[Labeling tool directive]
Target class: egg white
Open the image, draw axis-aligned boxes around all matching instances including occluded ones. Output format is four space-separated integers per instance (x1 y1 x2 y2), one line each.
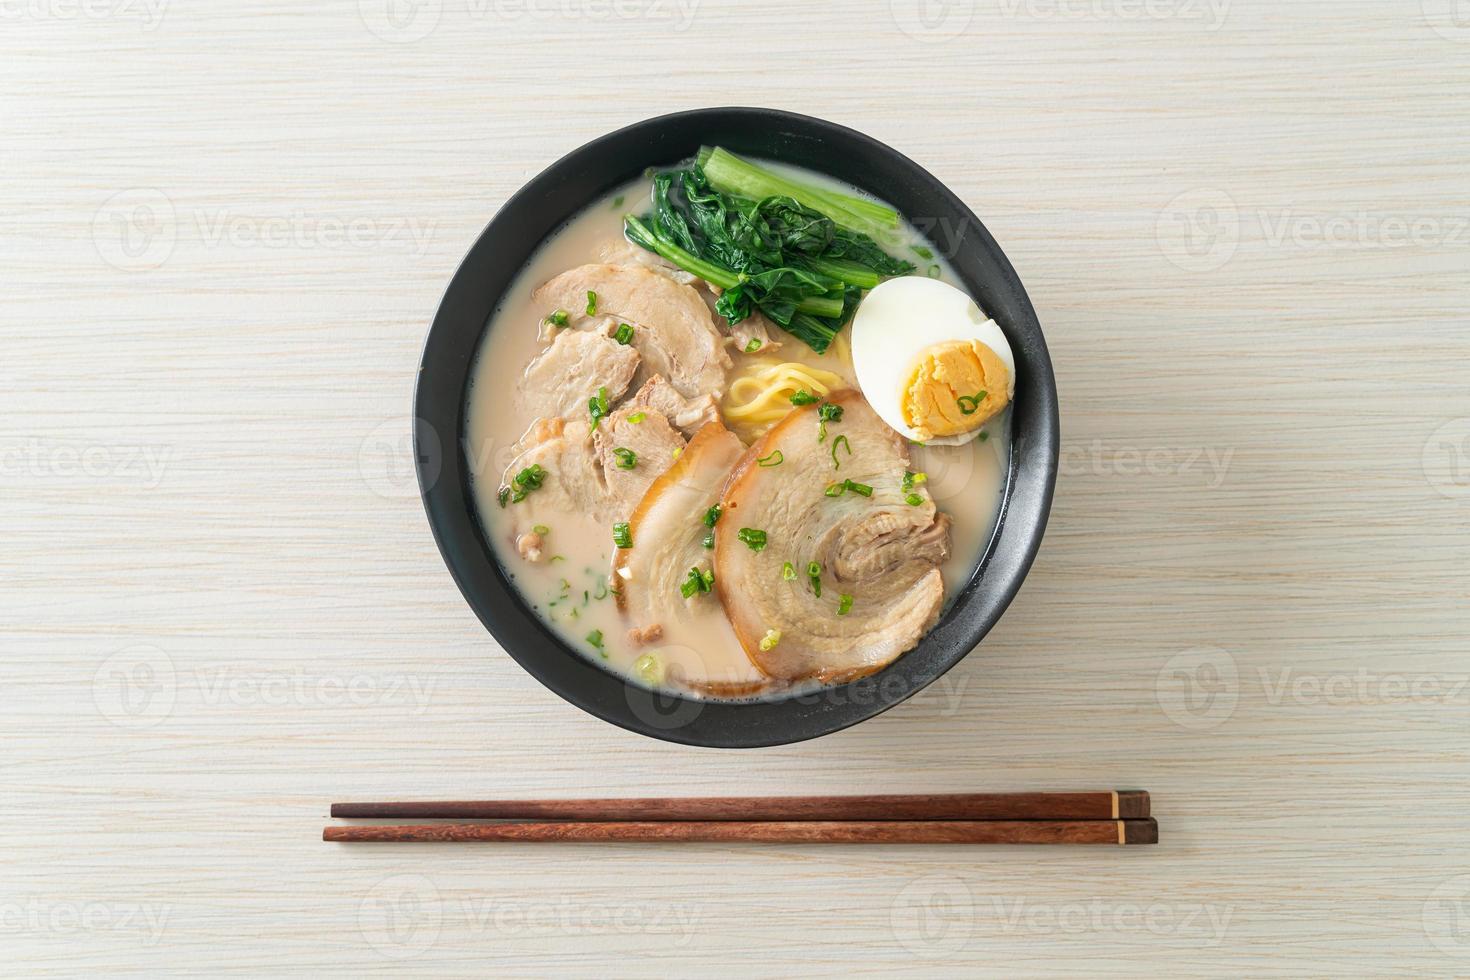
849 276 1016 446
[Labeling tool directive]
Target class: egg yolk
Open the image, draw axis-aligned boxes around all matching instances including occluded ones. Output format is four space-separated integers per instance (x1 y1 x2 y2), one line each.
901 339 1011 441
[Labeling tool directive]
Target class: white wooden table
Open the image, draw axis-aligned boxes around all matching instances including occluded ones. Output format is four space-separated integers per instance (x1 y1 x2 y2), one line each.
6 2 1469 975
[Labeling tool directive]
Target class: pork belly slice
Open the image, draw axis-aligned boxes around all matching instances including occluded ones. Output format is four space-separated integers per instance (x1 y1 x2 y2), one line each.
613 421 768 698
714 390 951 684
532 263 731 400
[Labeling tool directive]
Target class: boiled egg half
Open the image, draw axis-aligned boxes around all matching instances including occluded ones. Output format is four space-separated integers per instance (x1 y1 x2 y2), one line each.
850 276 1016 446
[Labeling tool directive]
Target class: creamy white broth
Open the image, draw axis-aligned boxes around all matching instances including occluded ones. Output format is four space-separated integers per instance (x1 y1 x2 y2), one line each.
464 166 1009 700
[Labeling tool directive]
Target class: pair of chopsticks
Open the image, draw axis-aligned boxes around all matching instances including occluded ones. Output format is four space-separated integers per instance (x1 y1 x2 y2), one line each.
324 791 1156 845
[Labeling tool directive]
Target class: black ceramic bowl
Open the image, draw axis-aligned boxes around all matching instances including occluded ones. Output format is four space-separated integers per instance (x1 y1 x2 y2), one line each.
415 107 1058 748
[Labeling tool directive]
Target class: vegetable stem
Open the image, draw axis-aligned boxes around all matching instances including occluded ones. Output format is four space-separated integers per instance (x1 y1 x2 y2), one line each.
697 145 899 231
623 215 739 290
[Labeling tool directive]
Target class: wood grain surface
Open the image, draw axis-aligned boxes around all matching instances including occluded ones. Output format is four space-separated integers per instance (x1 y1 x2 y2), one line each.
5 1 1469 975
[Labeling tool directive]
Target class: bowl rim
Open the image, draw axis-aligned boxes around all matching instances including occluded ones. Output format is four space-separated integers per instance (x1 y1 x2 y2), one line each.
414 106 1059 748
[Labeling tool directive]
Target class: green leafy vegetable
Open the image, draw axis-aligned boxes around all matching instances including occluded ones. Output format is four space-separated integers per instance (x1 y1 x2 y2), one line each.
789 390 819 406
623 151 915 353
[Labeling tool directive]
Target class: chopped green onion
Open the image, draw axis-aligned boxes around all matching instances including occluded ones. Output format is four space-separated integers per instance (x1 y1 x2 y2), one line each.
956 391 988 416
679 565 715 599
911 244 934 260
744 338 762 353
497 487 510 507
612 521 632 549
544 309 569 328
736 528 768 552
902 471 928 492
905 493 924 506
825 478 873 498
672 447 682 459
612 447 638 470
614 323 634 345
979 430 990 442
703 504 722 527
702 532 714 549
837 594 854 616
627 411 646 424
817 402 844 442
585 291 597 316
830 434 851 469
505 463 546 503
585 629 604 650
758 629 782 652
593 577 609 600
781 561 796 581
789 389 819 406
757 450 784 467
927 264 940 278
588 386 610 430
611 194 625 208
633 652 661 684
532 524 550 535
806 561 823 598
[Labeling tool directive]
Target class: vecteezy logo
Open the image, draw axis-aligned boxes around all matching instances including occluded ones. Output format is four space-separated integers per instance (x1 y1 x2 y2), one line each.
889 0 975 41
623 644 706 732
1424 874 1470 957
1422 0 1470 43
359 874 441 959
1156 188 1239 272
359 417 441 499
358 0 441 42
1156 646 1238 730
93 188 177 271
93 646 177 728
890 875 974 958
1423 418 1470 500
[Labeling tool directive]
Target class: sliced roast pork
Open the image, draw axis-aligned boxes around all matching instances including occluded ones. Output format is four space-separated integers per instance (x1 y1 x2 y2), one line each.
531 264 731 399
519 324 639 420
714 390 951 684
592 405 686 521
613 421 768 697
625 375 720 439
496 416 612 548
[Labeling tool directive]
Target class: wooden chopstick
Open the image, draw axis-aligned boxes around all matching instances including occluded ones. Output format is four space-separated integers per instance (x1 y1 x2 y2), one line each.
330 791 1148 823
324 818 1157 845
